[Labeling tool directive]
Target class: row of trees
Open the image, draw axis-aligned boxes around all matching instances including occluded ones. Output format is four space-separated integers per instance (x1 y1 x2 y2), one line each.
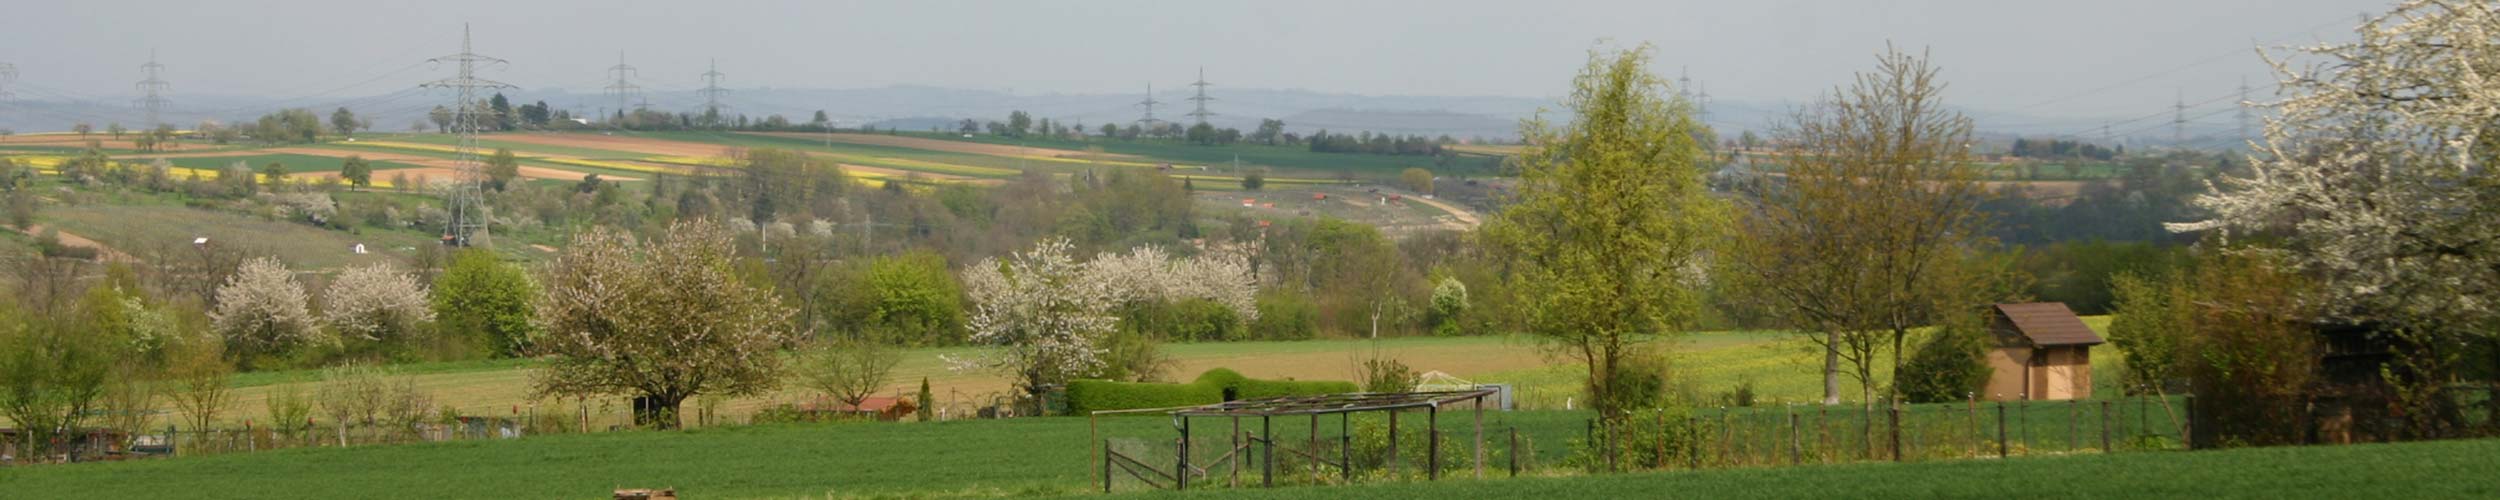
2008 137 2120 160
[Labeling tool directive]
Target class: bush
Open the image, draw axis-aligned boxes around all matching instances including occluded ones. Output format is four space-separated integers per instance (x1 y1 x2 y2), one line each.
1064 378 1222 415
1567 407 1703 472
1897 318 1992 404
1250 290 1318 340
1063 368 1356 415
1358 355 1419 393
1595 350 1675 414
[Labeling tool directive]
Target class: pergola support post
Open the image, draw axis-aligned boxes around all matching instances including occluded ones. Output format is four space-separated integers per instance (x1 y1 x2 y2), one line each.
1428 404 1441 481
1262 416 1274 488
1178 416 1191 490
1473 395 1485 479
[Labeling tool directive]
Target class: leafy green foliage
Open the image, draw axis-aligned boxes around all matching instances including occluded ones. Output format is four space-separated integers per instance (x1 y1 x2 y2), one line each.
1063 368 1355 414
1483 44 1720 420
1896 316 1991 404
1249 290 1319 340
431 249 538 357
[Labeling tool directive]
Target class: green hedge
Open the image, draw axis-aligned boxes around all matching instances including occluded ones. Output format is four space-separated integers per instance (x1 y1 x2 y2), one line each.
1065 368 1356 415
1065 379 1222 415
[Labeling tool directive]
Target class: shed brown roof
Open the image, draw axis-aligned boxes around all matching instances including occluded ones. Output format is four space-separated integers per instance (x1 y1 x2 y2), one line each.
1994 302 2105 347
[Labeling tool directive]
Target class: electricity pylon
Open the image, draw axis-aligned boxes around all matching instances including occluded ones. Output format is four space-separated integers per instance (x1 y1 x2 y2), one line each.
420 25 511 247
136 51 171 129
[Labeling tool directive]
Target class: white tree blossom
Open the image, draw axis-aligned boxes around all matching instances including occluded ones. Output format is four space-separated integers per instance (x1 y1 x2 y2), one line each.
954 238 1120 399
532 221 795 429
321 263 435 342
2172 1 2500 331
210 257 320 364
1080 245 1259 320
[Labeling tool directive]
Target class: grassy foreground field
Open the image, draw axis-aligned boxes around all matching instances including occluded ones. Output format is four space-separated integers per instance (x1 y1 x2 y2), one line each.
2 412 2489 499
1120 438 2500 500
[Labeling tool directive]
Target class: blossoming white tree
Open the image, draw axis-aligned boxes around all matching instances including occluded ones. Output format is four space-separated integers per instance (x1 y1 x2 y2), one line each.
2170 2 2500 429
210 257 318 368
955 238 1260 408
532 221 795 429
956 238 1120 406
321 263 435 343
2172 2 2500 337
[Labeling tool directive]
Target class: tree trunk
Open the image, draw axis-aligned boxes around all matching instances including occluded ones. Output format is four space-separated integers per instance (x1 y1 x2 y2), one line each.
1890 327 1906 403
633 395 685 430
1370 303 1381 339
1823 331 1841 405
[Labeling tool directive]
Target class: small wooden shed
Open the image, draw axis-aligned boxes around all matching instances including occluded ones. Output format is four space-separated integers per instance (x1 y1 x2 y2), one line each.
1981 302 2105 401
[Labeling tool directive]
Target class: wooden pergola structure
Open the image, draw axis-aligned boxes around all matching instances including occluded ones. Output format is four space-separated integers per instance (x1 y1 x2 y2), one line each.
1099 388 1501 492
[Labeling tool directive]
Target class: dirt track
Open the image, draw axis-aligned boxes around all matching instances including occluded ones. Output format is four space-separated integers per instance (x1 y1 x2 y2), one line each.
15 224 135 262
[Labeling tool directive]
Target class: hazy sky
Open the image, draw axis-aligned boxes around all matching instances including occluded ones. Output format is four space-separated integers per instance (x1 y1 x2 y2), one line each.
1 0 2370 120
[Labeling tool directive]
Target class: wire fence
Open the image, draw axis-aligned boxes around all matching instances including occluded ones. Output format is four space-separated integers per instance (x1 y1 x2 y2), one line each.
1102 394 2195 492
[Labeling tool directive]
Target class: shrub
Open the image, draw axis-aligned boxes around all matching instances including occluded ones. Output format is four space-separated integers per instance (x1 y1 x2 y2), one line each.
1567 406 1703 472
1897 314 1992 404
1064 378 1222 415
432 249 537 357
1235 378 1359 399
1250 290 1318 340
1358 355 1420 393
1063 368 1355 415
1594 350 1675 415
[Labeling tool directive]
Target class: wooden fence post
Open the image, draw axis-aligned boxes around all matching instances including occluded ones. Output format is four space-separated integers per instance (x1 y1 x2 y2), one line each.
1102 440 1113 493
1789 411 1802 465
2100 400 2113 452
1655 410 1667 468
1965 393 1980 458
1995 402 2008 458
1508 427 1519 477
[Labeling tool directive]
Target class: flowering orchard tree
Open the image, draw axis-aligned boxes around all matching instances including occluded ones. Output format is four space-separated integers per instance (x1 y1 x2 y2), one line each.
954 238 1120 404
1082 244 1259 321
953 239 1260 405
321 263 434 343
2171 2 2500 334
209 257 318 368
532 221 794 429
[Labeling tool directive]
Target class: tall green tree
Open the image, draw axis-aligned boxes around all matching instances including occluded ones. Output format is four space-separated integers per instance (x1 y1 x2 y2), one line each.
1726 47 2002 404
1481 44 1722 424
340 155 373 191
433 249 539 357
485 148 519 191
330 107 360 138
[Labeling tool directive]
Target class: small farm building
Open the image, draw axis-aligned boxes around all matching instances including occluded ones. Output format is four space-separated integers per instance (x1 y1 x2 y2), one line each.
1981 302 2105 401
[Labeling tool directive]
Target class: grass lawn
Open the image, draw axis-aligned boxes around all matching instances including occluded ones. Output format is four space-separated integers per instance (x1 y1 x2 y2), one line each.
2 412 2487 499
1119 438 2500 500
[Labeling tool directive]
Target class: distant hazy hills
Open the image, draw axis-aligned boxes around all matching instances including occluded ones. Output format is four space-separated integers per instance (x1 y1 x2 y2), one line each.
0 84 2240 147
